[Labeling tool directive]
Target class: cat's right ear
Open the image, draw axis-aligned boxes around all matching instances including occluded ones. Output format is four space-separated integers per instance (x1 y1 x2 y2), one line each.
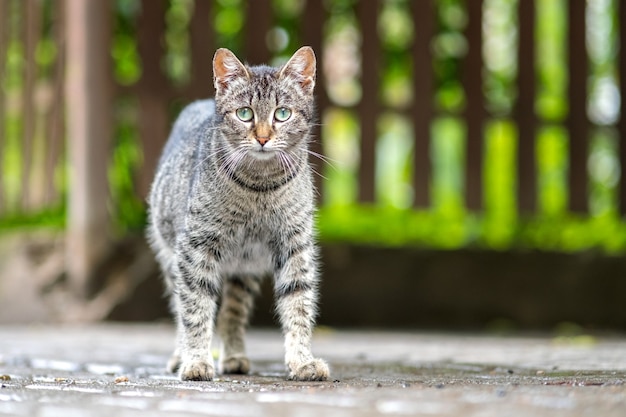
213 48 249 94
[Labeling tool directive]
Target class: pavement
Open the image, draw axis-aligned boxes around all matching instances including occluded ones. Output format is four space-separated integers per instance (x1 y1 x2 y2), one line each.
1 324 625 416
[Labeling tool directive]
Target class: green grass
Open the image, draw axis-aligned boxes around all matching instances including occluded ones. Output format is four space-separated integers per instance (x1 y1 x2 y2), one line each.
317 205 626 253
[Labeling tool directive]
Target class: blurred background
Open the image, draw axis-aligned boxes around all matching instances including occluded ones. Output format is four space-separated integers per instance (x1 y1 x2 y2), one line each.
1 0 625 331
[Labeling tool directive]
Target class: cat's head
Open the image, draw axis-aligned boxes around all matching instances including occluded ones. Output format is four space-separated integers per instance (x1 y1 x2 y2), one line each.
212 47 316 161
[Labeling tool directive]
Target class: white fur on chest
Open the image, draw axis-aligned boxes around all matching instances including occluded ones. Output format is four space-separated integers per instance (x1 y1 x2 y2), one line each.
220 239 274 277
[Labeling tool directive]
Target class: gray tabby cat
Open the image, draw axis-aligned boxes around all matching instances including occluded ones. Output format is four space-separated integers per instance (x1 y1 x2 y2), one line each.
147 46 329 382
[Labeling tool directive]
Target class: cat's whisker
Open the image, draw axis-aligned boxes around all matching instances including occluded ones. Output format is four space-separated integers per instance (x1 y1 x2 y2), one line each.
278 151 297 180
227 150 248 175
305 149 336 169
275 150 286 170
210 146 233 170
194 143 232 171
283 149 328 181
309 165 329 181
276 152 288 178
219 146 246 176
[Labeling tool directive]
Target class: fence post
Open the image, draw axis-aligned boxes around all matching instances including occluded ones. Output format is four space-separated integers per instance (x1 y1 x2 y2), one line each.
136 0 169 199
302 0 328 200
65 0 113 297
245 0 272 63
356 0 380 203
567 0 589 213
411 0 435 208
462 0 486 211
44 0 66 207
0 0 9 212
20 0 40 211
619 0 626 216
187 0 214 100
516 0 537 214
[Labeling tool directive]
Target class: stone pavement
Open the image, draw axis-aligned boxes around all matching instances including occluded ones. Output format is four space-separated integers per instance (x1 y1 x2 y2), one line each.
1 324 625 416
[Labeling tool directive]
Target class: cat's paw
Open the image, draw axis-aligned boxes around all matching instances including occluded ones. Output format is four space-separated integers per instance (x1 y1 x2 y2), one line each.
167 352 182 374
179 360 215 381
221 356 251 375
287 358 330 381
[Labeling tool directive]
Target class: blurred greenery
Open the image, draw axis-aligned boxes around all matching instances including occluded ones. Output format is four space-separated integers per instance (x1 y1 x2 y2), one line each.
110 97 146 232
2 0 626 253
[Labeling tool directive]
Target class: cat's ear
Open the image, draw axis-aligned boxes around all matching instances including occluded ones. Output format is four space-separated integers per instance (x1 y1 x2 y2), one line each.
213 48 249 93
279 46 316 94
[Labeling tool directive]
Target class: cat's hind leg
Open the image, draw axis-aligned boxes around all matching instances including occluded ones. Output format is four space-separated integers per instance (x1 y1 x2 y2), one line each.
166 296 183 374
151 238 183 374
217 275 261 374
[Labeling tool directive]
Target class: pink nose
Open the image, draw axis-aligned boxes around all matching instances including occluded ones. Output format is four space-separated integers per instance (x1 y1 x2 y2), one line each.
257 136 270 146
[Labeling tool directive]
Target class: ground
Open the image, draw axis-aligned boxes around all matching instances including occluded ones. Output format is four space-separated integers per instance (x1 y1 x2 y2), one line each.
1 324 625 416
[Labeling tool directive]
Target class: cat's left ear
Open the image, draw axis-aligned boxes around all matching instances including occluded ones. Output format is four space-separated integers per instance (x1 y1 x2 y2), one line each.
213 48 250 94
279 46 316 94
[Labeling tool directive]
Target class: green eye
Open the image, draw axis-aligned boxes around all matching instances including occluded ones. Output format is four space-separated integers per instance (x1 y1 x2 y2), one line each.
274 107 292 122
236 107 254 122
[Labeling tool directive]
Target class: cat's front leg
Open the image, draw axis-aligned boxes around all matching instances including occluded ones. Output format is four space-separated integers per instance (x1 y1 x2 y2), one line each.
174 239 222 381
273 241 329 381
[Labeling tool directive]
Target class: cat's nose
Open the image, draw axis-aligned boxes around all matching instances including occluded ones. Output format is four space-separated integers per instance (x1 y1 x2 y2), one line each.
256 136 270 146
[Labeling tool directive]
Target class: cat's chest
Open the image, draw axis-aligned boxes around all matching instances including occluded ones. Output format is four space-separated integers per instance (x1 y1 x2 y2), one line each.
221 231 274 276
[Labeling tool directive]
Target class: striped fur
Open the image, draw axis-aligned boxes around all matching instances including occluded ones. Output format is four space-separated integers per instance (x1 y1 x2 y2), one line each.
147 47 329 381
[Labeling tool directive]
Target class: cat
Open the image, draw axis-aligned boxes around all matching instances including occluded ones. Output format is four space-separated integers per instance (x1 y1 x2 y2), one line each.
146 46 329 382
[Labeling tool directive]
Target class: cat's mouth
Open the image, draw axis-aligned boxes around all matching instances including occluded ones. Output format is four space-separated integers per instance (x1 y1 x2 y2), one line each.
250 145 277 160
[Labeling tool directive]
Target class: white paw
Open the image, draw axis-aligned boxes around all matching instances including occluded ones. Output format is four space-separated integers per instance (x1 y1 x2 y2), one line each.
179 359 215 381
288 358 330 381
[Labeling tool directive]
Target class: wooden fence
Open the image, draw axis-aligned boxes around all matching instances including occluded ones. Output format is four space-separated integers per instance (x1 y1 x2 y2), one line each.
0 0 65 214
1 0 626 288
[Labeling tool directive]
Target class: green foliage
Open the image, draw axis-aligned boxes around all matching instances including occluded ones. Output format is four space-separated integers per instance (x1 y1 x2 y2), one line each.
482 119 516 248
1 115 22 213
112 33 141 85
109 98 146 233
433 0 466 114
112 0 141 85
214 0 245 53
536 0 567 122
0 207 65 231
165 0 193 85
537 126 567 215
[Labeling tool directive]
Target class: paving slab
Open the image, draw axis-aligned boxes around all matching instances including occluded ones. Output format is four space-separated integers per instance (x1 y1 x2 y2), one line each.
1 324 625 416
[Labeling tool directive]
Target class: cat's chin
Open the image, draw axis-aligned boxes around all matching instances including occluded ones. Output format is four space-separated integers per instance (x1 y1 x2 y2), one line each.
248 149 278 161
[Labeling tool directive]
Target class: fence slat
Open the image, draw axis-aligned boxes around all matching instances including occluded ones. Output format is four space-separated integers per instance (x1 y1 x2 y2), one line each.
0 0 9 212
245 0 272 64
65 0 113 296
186 0 213 100
619 1 626 216
136 0 169 199
20 0 40 211
356 0 380 203
411 0 434 208
462 0 485 211
43 0 65 206
516 0 537 214
301 0 327 199
567 0 588 213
